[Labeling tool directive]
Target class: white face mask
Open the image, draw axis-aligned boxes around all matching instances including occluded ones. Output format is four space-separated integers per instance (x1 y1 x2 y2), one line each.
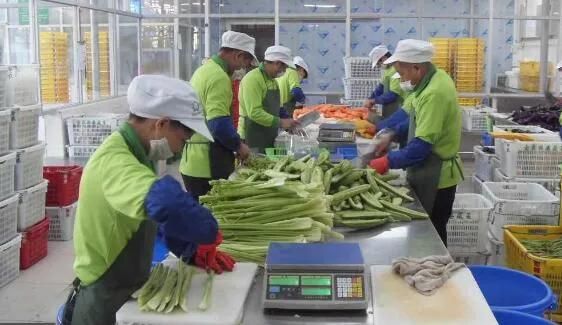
400 80 415 92
148 137 174 161
276 71 285 78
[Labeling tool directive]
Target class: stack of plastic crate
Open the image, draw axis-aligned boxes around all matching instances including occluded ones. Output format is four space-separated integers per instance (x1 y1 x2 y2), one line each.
430 38 454 75
44 166 82 241
455 38 485 106
85 31 111 99
66 114 126 160
447 193 493 265
342 57 380 104
0 103 19 287
518 61 553 92
40 32 69 104
9 104 49 270
0 66 8 107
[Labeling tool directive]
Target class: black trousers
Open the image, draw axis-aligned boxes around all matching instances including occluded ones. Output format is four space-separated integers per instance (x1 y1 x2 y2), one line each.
430 185 457 246
182 174 211 200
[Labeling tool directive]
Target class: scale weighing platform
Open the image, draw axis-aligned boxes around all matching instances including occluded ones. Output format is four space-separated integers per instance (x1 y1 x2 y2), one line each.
262 242 368 310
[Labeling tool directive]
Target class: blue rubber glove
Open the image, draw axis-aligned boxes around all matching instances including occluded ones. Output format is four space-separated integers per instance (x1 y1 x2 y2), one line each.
145 175 218 247
394 117 410 141
207 116 241 152
373 91 399 105
377 108 409 130
164 237 198 262
279 107 290 119
291 87 306 103
387 137 432 169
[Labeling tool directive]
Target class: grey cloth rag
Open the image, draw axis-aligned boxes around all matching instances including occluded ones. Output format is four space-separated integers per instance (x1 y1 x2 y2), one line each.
391 255 465 296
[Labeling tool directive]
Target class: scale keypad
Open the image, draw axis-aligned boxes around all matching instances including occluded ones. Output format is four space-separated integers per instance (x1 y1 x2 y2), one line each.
335 276 364 300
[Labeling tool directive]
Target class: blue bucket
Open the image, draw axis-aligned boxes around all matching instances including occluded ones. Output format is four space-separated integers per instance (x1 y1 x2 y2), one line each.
470 266 556 318
493 308 555 325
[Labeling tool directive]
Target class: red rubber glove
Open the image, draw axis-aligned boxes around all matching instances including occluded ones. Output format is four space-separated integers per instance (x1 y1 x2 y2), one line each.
215 250 236 272
369 155 389 174
194 231 223 273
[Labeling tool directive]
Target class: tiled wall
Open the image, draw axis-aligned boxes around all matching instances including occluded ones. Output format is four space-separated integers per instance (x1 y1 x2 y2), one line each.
209 0 516 93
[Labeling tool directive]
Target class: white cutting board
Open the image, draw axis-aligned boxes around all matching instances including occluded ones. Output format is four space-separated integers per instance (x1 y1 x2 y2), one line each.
116 262 258 325
371 265 498 325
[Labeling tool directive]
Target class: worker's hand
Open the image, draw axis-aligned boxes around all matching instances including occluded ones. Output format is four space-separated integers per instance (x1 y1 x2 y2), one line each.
363 99 375 109
215 250 236 272
373 128 395 157
369 155 389 174
295 103 304 109
280 118 299 130
193 231 223 273
237 142 251 161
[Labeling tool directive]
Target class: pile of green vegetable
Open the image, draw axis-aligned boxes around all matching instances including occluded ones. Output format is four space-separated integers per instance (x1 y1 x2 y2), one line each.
203 151 428 265
521 238 562 258
133 261 213 313
231 151 428 229
201 177 343 265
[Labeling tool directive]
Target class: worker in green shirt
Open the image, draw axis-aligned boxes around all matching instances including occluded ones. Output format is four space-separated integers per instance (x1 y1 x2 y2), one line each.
238 45 299 153
63 75 234 325
276 55 309 116
364 45 405 121
181 31 256 198
369 39 464 245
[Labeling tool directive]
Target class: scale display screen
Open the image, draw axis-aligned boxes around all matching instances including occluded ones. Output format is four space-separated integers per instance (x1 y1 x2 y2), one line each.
301 276 331 286
302 287 331 296
269 275 299 286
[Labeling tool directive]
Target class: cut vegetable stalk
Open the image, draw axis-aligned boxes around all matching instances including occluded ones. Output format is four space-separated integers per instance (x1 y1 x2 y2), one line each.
198 273 214 311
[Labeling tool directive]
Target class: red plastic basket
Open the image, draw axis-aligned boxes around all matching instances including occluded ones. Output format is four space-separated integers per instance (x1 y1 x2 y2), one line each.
43 166 83 206
20 217 49 270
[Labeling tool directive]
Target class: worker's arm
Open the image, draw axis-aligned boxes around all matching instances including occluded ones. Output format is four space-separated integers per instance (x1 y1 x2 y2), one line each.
205 76 241 151
288 69 306 103
387 138 432 168
369 84 384 99
279 107 290 119
372 90 399 105
377 108 409 131
240 76 280 127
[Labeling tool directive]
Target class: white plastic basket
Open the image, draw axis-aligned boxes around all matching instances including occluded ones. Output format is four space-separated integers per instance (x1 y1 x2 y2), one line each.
461 105 496 132
0 153 15 202
447 193 492 253
68 145 98 159
10 104 41 149
496 139 562 178
486 231 505 266
0 234 21 289
343 57 381 78
66 115 125 146
17 180 48 231
474 146 496 181
482 182 560 241
0 195 18 246
493 125 560 142
472 175 484 194
493 168 559 194
451 253 488 265
0 66 8 108
46 203 77 241
343 78 379 100
6 65 39 106
0 110 11 156
15 142 45 190
340 98 364 108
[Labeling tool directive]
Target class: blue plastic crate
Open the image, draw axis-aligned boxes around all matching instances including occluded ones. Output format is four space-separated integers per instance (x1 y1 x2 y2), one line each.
336 146 358 160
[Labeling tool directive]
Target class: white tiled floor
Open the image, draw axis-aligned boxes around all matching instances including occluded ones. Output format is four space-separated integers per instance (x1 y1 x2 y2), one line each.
0 241 74 324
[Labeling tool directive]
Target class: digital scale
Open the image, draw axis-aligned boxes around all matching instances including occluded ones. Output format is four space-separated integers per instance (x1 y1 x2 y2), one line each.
262 242 368 310
318 123 357 158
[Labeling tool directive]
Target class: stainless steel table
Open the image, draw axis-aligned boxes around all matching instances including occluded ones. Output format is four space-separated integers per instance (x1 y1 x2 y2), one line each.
241 200 449 325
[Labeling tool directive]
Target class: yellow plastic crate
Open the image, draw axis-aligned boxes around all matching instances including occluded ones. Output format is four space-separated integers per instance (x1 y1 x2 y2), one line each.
429 37 454 44
504 225 562 321
456 38 484 45
520 61 540 76
520 75 539 92
458 97 481 106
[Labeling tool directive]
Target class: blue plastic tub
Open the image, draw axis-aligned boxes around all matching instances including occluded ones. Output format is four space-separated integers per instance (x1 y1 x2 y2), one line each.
470 266 556 318
493 308 555 325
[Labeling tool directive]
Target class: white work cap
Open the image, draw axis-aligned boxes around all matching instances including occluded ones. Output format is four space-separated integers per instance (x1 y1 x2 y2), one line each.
264 45 296 69
221 30 258 66
293 56 310 76
369 45 389 68
127 75 213 142
557 61 562 70
383 39 435 65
